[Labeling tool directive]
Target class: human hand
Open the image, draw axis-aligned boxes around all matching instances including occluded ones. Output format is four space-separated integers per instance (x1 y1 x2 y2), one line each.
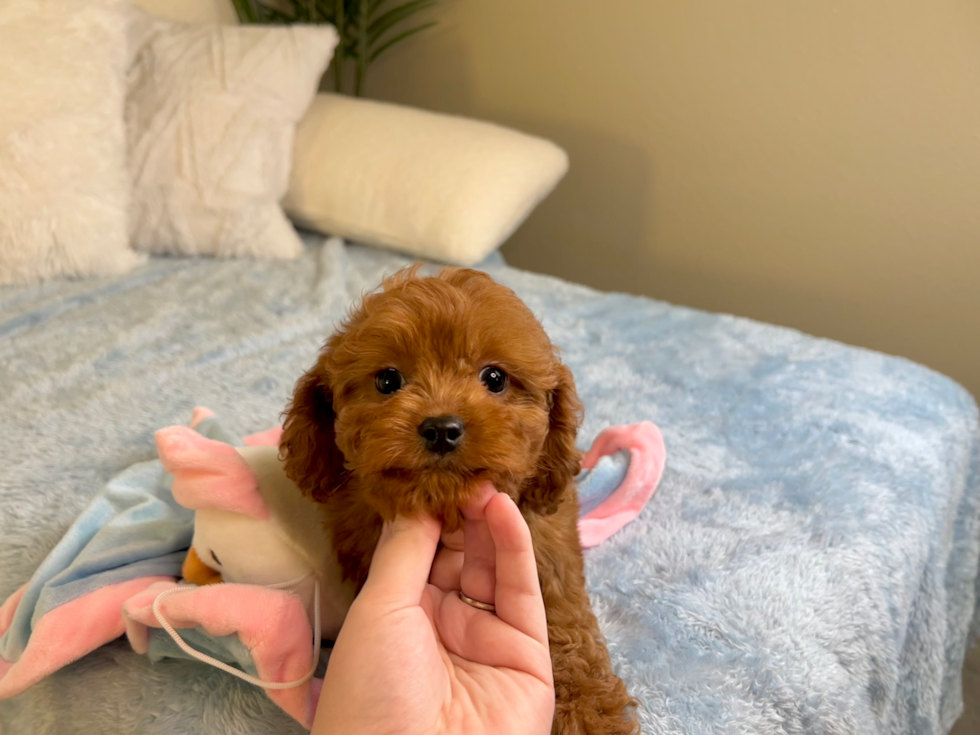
312 485 555 735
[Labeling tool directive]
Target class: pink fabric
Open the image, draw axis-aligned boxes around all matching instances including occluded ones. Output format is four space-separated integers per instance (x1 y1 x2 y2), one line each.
189 406 216 428
578 422 666 548
123 582 319 727
191 405 281 446
244 426 283 447
0 576 172 700
155 426 270 520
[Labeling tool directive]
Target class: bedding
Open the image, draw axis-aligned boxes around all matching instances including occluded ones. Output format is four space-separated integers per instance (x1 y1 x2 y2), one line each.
0 235 977 734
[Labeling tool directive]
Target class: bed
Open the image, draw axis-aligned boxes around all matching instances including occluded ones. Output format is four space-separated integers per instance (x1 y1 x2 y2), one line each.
1 235 978 734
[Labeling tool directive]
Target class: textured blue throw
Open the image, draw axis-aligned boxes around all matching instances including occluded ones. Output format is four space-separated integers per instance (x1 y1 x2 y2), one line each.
1 236 977 734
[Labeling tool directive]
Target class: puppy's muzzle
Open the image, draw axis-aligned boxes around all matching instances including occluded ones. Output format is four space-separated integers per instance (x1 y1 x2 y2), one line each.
418 415 465 454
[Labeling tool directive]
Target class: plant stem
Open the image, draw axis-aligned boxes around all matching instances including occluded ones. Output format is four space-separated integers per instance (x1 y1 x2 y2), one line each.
333 0 345 93
355 0 368 96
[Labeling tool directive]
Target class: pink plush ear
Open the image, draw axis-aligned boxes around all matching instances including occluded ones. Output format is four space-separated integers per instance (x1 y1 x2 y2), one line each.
243 427 283 447
155 426 270 520
578 422 666 548
187 407 282 449
189 406 216 429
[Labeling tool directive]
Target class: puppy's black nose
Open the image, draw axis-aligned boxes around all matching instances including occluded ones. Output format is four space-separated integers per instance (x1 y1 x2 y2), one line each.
418 415 465 454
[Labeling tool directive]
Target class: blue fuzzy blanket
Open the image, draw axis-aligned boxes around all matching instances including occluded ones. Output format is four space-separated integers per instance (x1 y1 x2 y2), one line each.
1 236 978 734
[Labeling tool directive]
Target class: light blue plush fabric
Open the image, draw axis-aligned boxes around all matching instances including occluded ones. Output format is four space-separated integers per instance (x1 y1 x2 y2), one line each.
0 417 231 669
0 459 189 665
1 235 978 735
145 626 261 680
577 451 630 516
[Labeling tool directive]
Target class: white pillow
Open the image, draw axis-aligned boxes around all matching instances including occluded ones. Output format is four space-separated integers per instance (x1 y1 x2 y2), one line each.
0 0 143 285
284 94 569 266
126 11 337 259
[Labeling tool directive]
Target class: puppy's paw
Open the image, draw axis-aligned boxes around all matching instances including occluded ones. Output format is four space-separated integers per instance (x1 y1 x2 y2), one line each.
552 698 639 735
552 660 639 735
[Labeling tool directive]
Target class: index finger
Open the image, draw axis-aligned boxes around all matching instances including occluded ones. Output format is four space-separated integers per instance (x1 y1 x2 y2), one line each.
459 484 498 605
361 513 441 608
484 493 549 647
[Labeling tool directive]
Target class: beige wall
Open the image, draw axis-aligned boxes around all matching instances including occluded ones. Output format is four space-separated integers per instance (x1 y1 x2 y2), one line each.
367 0 980 400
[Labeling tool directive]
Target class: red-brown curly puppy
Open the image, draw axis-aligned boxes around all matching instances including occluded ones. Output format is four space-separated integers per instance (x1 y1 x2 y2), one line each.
280 266 638 735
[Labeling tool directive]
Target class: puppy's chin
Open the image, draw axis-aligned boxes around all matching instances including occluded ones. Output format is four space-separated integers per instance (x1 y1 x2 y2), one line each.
360 466 520 531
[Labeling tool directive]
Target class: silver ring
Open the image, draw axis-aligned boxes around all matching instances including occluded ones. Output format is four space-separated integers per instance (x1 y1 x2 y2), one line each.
458 589 496 614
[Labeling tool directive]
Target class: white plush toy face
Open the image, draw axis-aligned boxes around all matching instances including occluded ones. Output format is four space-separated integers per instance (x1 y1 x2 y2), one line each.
192 509 312 586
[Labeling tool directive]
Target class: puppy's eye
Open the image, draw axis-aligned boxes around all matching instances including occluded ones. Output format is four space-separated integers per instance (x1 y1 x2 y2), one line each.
375 368 404 395
480 366 508 394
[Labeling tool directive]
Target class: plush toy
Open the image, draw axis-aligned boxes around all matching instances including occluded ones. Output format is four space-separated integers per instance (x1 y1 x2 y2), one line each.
155 407 355 639
121 408 357 725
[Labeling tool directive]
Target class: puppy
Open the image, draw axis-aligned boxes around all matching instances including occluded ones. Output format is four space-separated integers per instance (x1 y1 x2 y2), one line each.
280 266 638 735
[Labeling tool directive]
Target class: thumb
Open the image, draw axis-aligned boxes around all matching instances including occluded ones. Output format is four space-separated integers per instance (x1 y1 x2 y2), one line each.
361 514 441 607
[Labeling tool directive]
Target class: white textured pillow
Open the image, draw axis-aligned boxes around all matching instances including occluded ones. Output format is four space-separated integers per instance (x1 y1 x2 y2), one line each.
0 0 143 285
284 94 569 266
127 12 337 258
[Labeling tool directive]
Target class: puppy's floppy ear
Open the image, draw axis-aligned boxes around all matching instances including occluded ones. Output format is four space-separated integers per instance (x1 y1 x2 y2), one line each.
523 362 583 516
279 369 346 503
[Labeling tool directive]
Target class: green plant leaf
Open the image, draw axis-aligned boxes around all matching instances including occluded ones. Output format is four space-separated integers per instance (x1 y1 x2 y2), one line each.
262 0 298 17
355 0 369 96
300 0 317 21
231 0 263 23
369 21 436 62
265 8 296 23
313 0 354 24
332 0 347 92
239 0 438 97
314 0 336 21
368 0 436 44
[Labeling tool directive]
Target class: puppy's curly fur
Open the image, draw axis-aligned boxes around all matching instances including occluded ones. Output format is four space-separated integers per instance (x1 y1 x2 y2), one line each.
280 266 638 734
